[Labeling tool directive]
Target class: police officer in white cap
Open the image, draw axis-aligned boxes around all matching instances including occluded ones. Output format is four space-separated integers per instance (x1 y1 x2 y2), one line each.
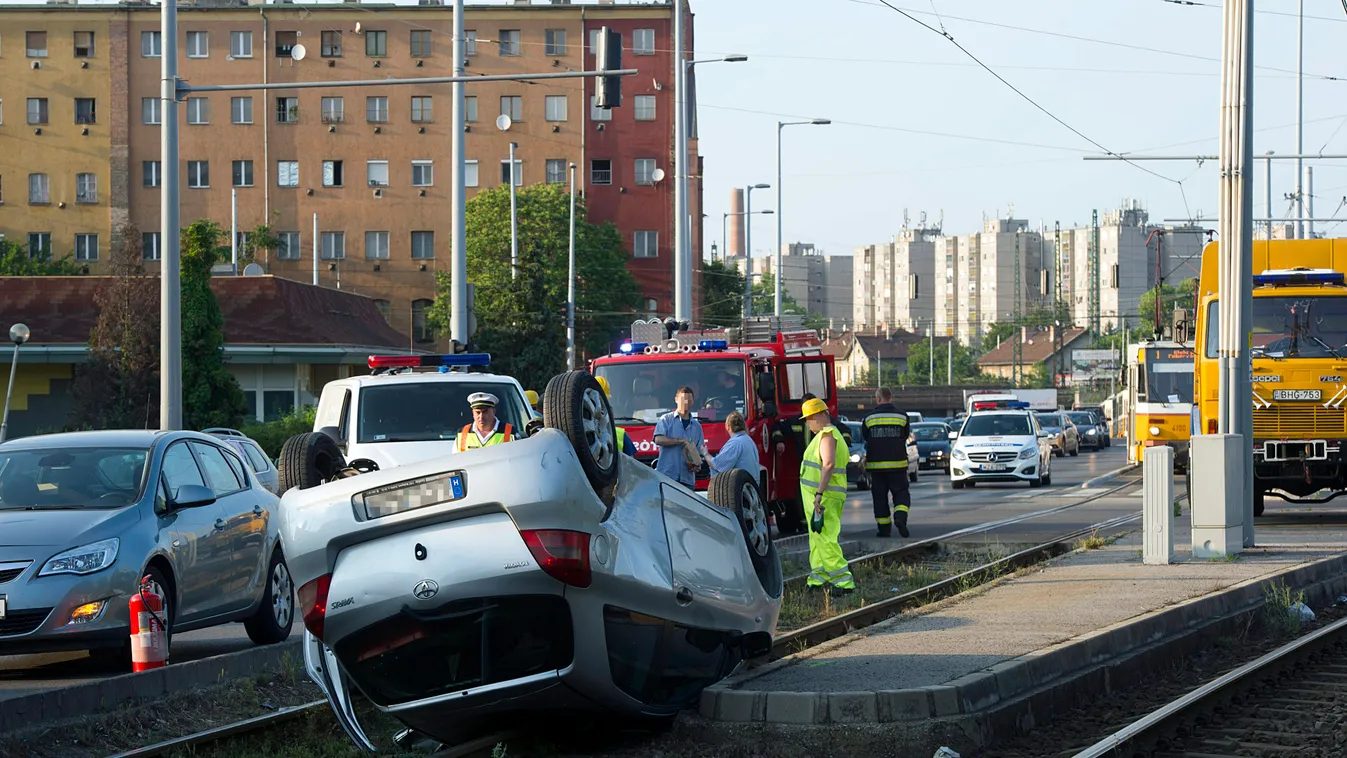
456 392 515 451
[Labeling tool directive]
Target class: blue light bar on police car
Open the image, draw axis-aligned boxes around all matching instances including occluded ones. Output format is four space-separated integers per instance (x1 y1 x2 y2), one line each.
698 340 729 351
1006 401 1031 408
1253 268 1345 287
620 342 649 354
368 353 491 370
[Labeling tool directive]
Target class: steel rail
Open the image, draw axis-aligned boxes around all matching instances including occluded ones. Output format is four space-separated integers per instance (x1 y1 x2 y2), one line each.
103 699 327 758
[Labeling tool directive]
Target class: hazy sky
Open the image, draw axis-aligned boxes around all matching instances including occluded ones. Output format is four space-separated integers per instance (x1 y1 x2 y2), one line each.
693 0 1347 257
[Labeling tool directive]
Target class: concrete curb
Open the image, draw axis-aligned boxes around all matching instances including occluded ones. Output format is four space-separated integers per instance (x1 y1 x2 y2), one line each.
1079 461 1139 489
699 549 1347 727
0 638 303 733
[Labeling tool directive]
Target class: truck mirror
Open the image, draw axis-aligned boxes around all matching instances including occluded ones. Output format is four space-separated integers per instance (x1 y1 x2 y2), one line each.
762 401 778 418
318 425 344 447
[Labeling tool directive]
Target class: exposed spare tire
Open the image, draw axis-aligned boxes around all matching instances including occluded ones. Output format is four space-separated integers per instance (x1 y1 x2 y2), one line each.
278 432 346 494
543 370 618 491
710 469 781 596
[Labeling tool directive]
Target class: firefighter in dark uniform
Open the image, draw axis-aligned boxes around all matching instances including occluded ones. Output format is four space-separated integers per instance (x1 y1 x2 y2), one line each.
862 386 912 538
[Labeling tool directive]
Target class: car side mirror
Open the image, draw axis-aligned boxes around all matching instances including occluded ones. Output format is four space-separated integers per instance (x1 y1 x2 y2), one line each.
1038 431 1050 438
318 425 345 450
525 417 544 436
172 484 217 509
947 431 958 440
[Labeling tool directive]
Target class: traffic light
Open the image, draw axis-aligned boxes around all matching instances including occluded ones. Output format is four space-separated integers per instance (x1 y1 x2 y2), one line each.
595 26 622 110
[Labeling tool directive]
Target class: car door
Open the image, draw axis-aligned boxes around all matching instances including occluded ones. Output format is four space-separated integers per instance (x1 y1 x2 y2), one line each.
190 441 266 613
157 440 230 624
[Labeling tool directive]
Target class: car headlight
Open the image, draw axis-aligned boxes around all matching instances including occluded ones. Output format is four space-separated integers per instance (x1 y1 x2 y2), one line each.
1086 429 1097 435
1018 447 1037 460
952 449 967 460
849 453 861 463
39 538 119 577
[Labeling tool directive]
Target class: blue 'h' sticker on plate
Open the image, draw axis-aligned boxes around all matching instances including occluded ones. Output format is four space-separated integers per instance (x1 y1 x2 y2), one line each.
450 475 464 499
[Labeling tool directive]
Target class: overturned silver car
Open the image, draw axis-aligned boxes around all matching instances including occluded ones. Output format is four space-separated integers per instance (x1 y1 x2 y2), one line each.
279 371 783 749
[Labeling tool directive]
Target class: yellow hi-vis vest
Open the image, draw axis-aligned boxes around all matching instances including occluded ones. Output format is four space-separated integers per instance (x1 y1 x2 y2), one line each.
800 425 849 503
456 422 514 452
616 426 629 451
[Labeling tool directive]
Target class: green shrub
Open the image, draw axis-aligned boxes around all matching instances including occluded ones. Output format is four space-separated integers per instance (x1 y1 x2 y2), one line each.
241 405 317 459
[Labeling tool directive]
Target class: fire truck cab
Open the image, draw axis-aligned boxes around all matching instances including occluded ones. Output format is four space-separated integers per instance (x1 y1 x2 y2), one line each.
590 317 838 536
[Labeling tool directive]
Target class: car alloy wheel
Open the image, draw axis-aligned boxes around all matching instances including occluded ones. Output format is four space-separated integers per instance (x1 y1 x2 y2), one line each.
741 482 771 558
580 386 616 470
271 561 294 629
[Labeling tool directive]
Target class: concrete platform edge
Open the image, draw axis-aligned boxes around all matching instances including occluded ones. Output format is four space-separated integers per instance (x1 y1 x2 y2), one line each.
700 549 1347 726
1080 462 1138 489
0 638 303 733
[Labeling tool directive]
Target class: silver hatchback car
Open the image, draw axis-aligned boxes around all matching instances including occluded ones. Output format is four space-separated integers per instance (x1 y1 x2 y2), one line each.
0 430 293 665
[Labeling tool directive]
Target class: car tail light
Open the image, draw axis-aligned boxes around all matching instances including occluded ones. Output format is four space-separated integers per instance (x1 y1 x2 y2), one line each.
298 574 332 640
520 529 592 588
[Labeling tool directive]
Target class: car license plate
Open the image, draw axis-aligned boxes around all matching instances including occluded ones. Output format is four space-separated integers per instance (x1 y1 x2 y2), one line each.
0 597 6 620
980 463 1008 472
1273 389 1321 401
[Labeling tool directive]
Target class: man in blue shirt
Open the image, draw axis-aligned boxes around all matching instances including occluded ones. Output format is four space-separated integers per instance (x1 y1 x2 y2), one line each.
710 412 760 480
653 385 705 487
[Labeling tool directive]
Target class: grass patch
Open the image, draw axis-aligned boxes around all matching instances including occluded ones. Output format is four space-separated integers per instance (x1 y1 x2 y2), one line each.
1260 580 1309 638
1075 530 1108 551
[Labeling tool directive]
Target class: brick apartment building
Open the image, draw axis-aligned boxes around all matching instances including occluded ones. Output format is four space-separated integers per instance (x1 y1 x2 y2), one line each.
0 0 703 349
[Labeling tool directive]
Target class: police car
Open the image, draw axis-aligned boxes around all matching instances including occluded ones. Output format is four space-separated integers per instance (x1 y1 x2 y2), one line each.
275 354 540 493
948 400 1053 489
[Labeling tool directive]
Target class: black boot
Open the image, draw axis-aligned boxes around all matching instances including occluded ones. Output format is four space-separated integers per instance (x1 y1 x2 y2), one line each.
877 524 892 537
895 510 910 538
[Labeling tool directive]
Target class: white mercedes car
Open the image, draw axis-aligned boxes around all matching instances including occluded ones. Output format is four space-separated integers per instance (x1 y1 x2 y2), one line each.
278 366 783 750
948 405 1053 489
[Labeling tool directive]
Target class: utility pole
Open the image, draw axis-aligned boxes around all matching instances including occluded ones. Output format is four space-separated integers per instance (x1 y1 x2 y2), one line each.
566 162 577 371
672 0 688 322
1088 209 1101 338
1309 166 1316 238
1012 230 1023 387
1296 0 1305 240
451 0 468 348
159 0 181 430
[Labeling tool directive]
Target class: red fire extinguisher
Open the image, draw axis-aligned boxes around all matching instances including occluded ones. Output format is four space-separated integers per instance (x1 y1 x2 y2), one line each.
128 575 168 672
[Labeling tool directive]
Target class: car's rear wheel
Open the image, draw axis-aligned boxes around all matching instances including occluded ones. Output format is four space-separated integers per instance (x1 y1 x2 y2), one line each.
710 469 780 594
543 370 618 491
278 432 346 494
245 548 294 645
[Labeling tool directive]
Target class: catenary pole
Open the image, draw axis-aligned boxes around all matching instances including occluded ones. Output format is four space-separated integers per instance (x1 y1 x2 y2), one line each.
160 0 181 430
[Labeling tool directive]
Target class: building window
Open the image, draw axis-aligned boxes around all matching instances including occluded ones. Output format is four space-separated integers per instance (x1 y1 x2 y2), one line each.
142 97 161 125
465 96 478 122
498 29 520 56
28 233 51 258
231 96 253 124
275 31 297 58
364 231 390 260
276 231 301 260
634 231 658 258
186 31 208 58
634 95 656 121
412 160 433 187
187 161 209 188
321 231 345 260
410 30 432 57
500 95 522 121
186 97 208 125
26 32 47 58
465 30 477 56
27 98 48 125
277 97 298 123
465 160 479 188
590 95 611 122
75 234 99 262
544 29 567 56
321 96 344 123
323 160 344 187
365 30 387 57
591 159 612 185
545 159 566 185
633 28 655 55
230 31 252 58
412 299 434 343
366 96 388 123
76 173 97 204
75 98 96 125
142 31 162 57
634 158 656 185
367 160 389 187
321 30 342 57
28 173 49 204
500 160 522 186
74 31 95 58
233 160 254 187
411 231 434 260
373 299 391 323
143 161 161 188
545 95 568 122
277 160 299 187
142 232 161 261
411 96 433 123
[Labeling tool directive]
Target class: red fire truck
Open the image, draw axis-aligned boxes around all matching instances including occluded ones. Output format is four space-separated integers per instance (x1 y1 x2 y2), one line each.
590 317 839 535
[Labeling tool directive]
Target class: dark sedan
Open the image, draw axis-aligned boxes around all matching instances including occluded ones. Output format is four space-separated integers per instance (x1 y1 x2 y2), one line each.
1065 410 1107 450
911 422 953 472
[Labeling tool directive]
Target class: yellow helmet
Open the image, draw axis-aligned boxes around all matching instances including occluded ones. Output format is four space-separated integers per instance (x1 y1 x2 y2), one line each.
595 375 612 397
525 389 539 407
801 397 829 418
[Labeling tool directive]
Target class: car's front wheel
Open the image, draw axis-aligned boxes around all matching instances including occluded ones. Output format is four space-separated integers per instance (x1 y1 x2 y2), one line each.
278 432 346 494
245 548 294 645
543 371 618 492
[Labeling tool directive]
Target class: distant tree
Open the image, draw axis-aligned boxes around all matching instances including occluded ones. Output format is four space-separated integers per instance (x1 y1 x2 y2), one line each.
902 339 994 385
1137 277 1198 338
699 259 745 327
180 220 247 430
68 224 160 430
0 238 85 275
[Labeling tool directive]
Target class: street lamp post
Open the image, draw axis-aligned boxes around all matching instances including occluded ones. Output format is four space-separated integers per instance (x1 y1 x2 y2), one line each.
567 162 577 371
0 324 31 444
744 183 770 318
775 118 830 317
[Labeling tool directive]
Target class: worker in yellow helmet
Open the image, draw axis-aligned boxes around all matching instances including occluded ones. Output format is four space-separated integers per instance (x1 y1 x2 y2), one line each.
799 396 854 594
524 389 541 419
595 375 637 457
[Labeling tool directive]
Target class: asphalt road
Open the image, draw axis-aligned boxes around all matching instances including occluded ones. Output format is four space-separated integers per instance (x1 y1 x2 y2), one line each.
0 445 1137 703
